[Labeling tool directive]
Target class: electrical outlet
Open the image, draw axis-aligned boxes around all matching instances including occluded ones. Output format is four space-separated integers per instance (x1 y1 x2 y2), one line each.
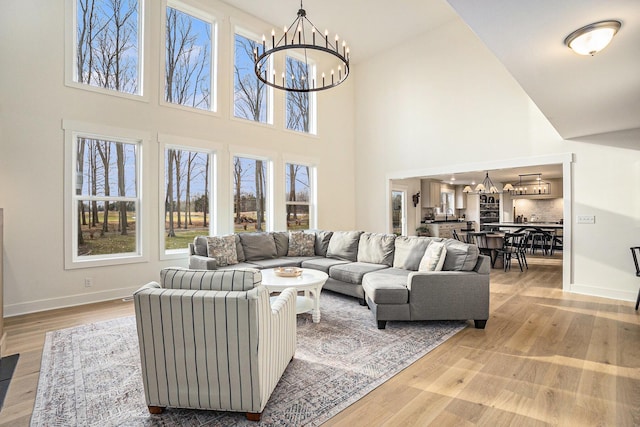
576 215 595 224
84 277 94 287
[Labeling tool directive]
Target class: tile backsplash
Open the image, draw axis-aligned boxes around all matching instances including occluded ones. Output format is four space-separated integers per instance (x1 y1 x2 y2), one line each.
515 198 563 223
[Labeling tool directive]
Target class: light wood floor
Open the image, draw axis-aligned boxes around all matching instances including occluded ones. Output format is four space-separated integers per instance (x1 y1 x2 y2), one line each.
1 254 638 426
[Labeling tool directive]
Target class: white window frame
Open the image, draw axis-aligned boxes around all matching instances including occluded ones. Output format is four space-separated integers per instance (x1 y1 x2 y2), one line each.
391 186 408 236
158 134 219 259
229 147 275 233
63 120 150 269
160 0 219 114
284 53 317 135
64 0 147 100
283 158 317 231
231 26 274 126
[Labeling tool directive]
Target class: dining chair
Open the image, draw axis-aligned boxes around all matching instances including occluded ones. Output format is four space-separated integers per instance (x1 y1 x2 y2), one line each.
452 230 461 241
468 232 493 260
631 247 640 310
494 233 526 272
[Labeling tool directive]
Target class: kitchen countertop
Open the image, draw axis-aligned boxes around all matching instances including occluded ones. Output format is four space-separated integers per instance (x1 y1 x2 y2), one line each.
483 222 563 229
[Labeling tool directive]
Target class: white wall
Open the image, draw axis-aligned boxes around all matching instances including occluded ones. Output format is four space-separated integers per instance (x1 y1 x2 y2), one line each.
354 16 640 302
0 0 356 315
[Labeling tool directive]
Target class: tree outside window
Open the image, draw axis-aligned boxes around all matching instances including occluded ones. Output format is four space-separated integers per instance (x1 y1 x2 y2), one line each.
233 156 268 233
74 137 139 258
285 56 314 133
75 0 140 94
165 6 213 110
164 148 211 251
285 163 311 230
234 33 268 122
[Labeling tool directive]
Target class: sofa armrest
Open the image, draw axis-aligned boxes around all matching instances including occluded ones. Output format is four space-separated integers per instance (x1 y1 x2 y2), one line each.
406 271 490 320
189 254 218 270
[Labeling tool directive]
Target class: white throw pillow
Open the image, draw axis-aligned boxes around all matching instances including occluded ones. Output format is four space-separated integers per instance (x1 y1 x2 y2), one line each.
418 242 447 272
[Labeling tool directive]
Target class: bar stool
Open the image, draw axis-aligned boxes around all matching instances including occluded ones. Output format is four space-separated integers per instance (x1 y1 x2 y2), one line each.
530 231 547 255
631 247 640 310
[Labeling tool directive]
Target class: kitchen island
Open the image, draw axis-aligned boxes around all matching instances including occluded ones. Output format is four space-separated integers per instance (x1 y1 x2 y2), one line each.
423 220 475 239
482 222 563 253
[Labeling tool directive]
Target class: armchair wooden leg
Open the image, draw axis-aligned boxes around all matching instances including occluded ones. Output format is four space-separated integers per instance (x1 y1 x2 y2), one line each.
148 406 164 414
246 412 262 421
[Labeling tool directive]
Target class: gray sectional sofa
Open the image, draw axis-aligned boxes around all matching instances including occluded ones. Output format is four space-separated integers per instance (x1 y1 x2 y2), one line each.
189 230 490 329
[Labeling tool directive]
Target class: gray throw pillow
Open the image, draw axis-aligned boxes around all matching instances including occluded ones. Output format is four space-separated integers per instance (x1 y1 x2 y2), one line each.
393 236 434 270
192 236 208 256
326 231 363 262
357 232 396 266
239 232 277 261
442 240 479 271
234 234 246 263
272 231 289 257
312 230 333 256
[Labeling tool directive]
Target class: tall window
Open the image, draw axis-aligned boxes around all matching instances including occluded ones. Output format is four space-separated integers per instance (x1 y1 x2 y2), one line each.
285 56 315 133
234 32 269 123
233 156 269 233
285 163 311 230
75 0 141 95
165 4 213 110
73 136 141 262
163 147 212 253
391 190 406 236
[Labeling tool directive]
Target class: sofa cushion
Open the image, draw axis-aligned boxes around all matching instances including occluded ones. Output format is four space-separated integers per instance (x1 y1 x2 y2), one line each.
301 257 350 274
245 258 302 269
357 232 396 266
362 281 409 305
206 235 238 266
329 262 389 285
239 233 277 261
160 267 260 291
287 231 316 256
193 236 208 256
272 232 289 257
442 240 479 271
418 241 447 271
235 234 246 262
393 236 440 270
326 231 363 261
312 230 333 256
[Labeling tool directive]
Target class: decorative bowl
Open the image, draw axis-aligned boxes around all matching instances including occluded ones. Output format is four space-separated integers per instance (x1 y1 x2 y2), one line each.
274 267 302 277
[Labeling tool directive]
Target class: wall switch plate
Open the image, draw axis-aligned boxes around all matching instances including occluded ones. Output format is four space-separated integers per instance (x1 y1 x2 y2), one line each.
84 277 94 287
576 215 595 224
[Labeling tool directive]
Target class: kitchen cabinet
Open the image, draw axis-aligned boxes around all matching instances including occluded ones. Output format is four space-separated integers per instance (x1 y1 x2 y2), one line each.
426 221 475 239
421 180 441 208
455 185 467 209
479 194 500 226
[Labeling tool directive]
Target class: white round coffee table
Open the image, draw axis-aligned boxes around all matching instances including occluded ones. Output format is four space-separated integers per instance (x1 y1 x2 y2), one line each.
261 268 328 323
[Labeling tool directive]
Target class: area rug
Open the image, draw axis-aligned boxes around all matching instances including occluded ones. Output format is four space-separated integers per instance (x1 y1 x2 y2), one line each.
31 291 466 426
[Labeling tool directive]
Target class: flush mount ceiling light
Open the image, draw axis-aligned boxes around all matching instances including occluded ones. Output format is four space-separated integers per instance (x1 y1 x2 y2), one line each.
564 20 621 56
254 1 350 92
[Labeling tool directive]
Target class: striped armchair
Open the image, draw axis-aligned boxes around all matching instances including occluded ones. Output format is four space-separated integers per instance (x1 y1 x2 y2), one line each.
133 268 297 421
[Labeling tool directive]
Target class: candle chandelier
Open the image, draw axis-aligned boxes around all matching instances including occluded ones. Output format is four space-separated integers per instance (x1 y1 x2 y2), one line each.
253 1 350 92
503 174 551 196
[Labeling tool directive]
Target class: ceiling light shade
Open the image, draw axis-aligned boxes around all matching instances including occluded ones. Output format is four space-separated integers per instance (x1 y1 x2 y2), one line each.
254 2 350 92
564 20 621 56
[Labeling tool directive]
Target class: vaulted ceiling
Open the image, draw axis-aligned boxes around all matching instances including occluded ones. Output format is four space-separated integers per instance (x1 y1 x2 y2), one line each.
221 0 640 148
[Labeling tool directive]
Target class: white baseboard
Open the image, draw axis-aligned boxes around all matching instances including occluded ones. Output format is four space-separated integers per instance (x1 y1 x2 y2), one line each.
4 287 139 317
569 283 637 303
